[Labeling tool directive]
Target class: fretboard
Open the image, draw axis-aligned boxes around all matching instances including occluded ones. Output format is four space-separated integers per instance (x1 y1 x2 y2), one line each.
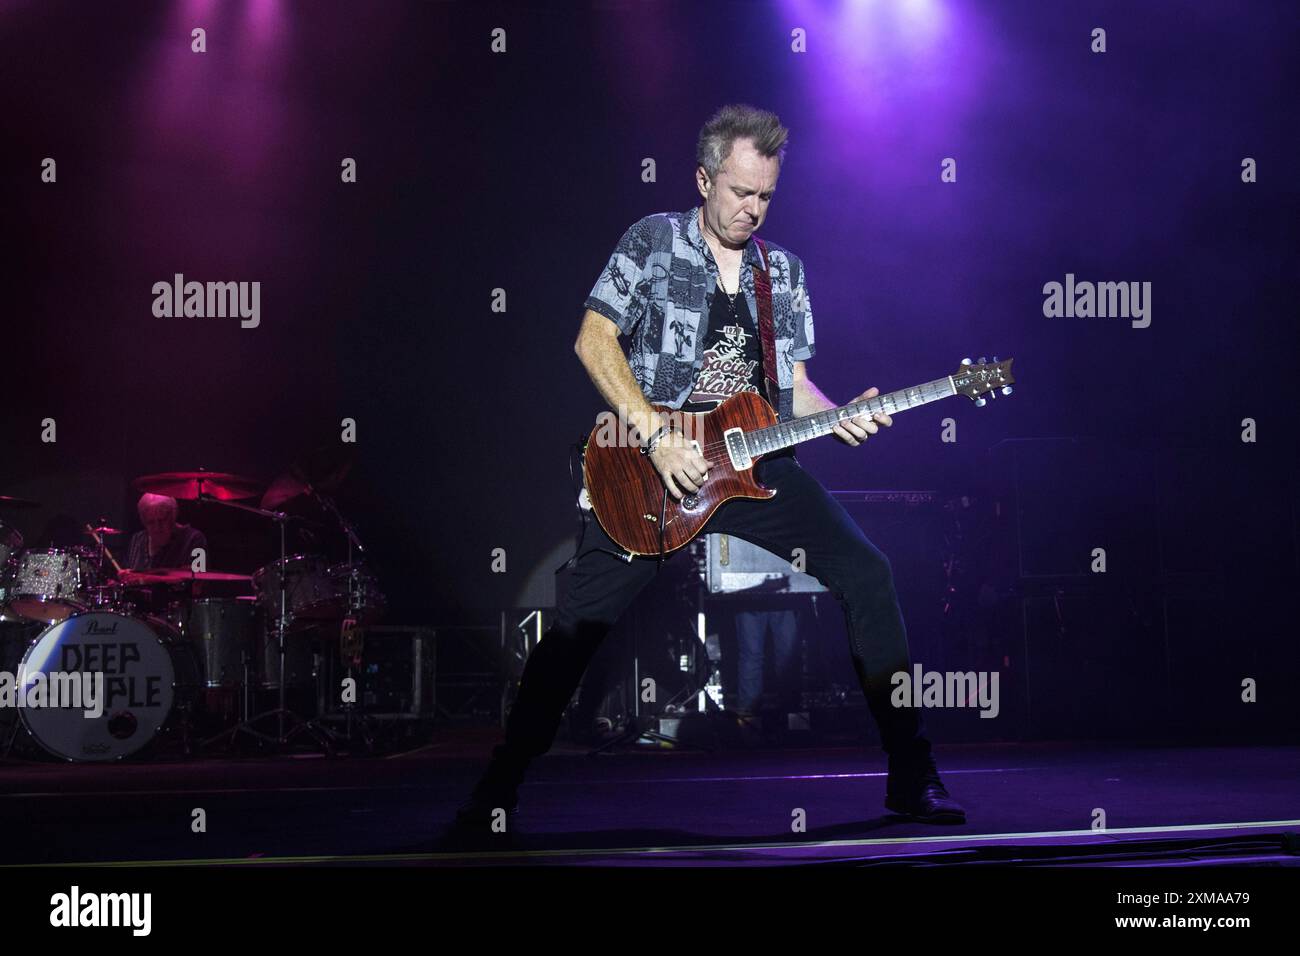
745 376 957 456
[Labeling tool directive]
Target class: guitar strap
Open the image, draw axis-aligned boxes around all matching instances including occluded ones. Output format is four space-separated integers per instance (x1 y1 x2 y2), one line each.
750 236 781 410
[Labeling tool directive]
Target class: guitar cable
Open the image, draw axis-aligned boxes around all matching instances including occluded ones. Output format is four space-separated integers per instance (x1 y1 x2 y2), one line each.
555 436 639 573
657 484 668 569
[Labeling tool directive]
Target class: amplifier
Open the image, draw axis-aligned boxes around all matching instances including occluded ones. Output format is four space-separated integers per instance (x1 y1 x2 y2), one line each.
828 490 939 507
701 533 827 595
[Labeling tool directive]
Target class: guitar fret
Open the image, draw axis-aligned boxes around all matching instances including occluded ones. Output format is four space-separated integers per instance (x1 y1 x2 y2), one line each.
746 377 957 457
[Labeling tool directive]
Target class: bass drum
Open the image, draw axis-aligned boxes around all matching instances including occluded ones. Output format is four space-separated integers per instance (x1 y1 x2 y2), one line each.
17 610 199 761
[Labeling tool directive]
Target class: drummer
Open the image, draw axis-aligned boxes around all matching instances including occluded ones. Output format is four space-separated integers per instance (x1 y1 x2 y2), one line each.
122 493 208 576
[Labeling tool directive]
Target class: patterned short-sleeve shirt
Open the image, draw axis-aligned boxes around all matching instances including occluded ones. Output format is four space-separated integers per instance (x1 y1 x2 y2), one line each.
583 205 816 423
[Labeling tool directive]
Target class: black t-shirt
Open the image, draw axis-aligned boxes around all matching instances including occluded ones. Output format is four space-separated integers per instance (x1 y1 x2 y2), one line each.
680 282 766 413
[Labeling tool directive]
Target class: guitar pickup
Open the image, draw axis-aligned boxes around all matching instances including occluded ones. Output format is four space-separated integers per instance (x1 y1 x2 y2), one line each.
723 428 752 470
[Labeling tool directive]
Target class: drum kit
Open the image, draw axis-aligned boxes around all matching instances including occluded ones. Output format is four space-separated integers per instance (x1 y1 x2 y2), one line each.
0 459 385 762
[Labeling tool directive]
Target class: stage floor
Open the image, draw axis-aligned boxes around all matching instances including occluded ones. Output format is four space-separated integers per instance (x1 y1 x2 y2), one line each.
2 731 1297 867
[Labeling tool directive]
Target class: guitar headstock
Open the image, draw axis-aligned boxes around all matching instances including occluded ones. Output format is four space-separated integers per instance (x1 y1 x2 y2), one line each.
952 357 1015 406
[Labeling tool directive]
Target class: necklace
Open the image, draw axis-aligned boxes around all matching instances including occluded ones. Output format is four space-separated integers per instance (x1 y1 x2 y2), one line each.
716 274 739 320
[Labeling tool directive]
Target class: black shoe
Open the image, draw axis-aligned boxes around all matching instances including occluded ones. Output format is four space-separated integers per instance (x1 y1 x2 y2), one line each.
884 753 966 824
569 716 616 747
454 792 518 826
731 711 762 749
454 749 525 826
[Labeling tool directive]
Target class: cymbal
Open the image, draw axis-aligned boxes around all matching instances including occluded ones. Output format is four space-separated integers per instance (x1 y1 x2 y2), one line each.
86 525 125 536
295 445 354 490
261 472 312 511
117 569 253 585
0 494 40 509
262 446 354 510
133 471 263 501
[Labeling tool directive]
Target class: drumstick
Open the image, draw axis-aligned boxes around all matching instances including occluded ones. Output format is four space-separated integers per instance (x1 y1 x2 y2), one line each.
84 524 126 577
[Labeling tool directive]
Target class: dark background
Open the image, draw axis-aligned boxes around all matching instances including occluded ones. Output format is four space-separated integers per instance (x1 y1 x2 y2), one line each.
2 1 1296 737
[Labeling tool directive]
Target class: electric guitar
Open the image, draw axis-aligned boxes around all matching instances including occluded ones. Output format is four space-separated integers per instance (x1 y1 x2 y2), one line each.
582 357 1015 556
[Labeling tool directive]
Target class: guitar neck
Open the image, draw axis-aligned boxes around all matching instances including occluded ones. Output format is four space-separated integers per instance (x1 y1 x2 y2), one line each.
745 376 957 457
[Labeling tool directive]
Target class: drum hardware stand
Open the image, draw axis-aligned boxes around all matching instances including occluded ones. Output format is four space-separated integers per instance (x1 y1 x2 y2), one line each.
195 492 334 754
168 700 197 759
302 487 381 751
82 523 127 610
590 585 720 756
320 620 378 752
1 716 23 760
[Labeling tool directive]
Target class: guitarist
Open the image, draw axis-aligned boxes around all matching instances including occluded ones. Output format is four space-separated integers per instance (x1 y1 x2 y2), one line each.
458 104 965 826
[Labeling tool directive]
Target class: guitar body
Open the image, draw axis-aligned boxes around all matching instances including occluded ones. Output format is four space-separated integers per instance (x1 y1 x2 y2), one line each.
582 391 778 556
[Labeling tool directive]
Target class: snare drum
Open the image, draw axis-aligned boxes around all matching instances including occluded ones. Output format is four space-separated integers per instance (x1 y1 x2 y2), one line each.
327 562 387 625
7 548 99 623
16 610 199 761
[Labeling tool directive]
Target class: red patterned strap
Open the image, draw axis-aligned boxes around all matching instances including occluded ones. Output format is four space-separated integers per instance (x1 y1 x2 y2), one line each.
751 236 780 409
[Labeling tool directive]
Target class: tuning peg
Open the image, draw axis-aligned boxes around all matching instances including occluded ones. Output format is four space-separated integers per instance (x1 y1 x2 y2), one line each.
978 356 987 365
974 398 987 408
1001 386 1013 396
992 355 999 363
960 357 972 366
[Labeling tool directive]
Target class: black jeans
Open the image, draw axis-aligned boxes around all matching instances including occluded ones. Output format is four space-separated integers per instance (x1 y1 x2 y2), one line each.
496 452 931 769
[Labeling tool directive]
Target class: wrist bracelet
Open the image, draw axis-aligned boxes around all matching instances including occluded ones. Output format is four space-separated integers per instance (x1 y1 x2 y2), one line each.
640 424 674 456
